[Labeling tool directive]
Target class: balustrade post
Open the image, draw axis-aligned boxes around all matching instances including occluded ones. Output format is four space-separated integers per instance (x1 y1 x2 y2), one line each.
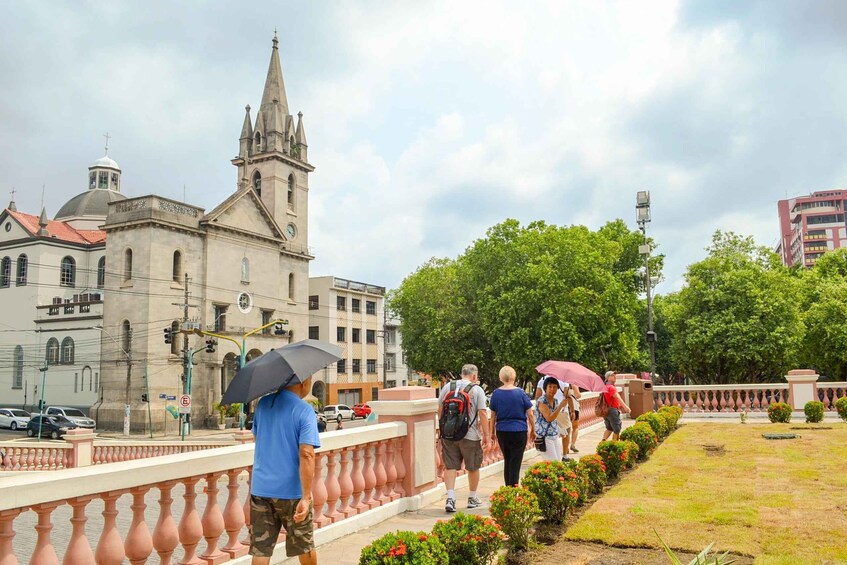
125 487 153 565
373 442 388 504
384 440 399 501
323 451 342 523
178 477 204 565
0 509 21 565
785 370 820 410
65 496 95 565
311 453 330 528
391 437 407 497
199 473 228 565
30 503 61 565
153 481 180 565
240 468 252 548
360 444 377 510
95 492 125 565
221 469 248 559
337 448 355 517
350 446 366 513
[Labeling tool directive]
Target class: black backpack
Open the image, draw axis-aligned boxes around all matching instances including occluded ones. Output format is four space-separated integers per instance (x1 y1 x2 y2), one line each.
439 382 477 441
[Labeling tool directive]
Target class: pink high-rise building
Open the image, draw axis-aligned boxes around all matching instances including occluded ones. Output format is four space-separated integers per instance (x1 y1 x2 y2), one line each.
777 190 846 267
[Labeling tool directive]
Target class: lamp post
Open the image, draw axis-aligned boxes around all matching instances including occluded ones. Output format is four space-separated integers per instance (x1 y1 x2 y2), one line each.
636 191 657 381
93 325 133 436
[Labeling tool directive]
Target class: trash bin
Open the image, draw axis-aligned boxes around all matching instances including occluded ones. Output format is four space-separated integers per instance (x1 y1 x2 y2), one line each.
628 379 654 418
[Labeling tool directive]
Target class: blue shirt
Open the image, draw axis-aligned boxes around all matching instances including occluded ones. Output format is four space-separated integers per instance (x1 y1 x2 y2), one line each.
489 388 532 432
534 396 560 438
251 390 320 500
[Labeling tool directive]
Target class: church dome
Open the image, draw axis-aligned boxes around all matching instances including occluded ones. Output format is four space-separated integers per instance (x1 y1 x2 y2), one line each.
91 155 121 170
55 188 128 220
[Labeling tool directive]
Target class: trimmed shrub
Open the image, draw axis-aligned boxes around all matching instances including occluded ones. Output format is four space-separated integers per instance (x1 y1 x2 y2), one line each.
596 440 633 480
431 512 504 565
561 458 591 505
635 412 668 438
620 422 659 460
489 486 540 551
576 454 607 495
768 402 792 423
804 400 825 423
836 397 847 422
622 440 639 469
658 405 682 429
359 530 448 564
521 460 581 524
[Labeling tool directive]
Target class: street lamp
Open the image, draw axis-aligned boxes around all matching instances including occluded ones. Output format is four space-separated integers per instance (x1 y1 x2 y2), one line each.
92 325 134 436
636 191 657 381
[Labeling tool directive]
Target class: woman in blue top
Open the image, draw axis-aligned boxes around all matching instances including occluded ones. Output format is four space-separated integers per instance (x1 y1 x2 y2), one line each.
489 365 535 486
535 376 567 461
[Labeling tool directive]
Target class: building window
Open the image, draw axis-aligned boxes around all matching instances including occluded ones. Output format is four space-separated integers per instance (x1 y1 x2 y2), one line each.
352 359 361 373
309 295 319 310
170 321 180 355
13 345 23 389
337 359 346 374
309 326 319 340
386 353 396 372
366 329 376 344
122 320 132 354
351 299 361 313
337 327 346 342
253 171 262 196
337 296 346 311
95 372 99 392
385 329 396 345
98 171 108 188
366 301 376 315
60 256 76 287
89 172 96 189
16 254 27 285
214 305 227 332
97 257 106 288
61 337 75 365
288 273 294 300
74 373 78 393
367 359 376 373
287 174 295 207
173 251 182 282
0 257 9 288
352 328 361 343
241 257 250 283
111 172 119 189
261 310 273 334
46 338 60 365
123 249 133 282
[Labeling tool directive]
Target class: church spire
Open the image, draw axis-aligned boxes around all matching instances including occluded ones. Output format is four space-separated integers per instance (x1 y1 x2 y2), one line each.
38 207 49 236
239 105 253 158
7 187 16 212
259 32 289 120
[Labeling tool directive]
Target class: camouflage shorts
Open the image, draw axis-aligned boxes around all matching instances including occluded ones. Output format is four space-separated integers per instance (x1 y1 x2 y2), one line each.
249 495 314 558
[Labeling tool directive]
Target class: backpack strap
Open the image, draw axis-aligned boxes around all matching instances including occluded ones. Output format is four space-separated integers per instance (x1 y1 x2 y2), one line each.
463 382 479 429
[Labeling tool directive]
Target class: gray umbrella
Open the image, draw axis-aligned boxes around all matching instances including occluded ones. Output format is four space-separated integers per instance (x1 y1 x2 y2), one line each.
221 339 342 405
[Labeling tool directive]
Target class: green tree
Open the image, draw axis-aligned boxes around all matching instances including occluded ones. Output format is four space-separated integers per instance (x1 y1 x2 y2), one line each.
667 232 803 384
798 249 847 380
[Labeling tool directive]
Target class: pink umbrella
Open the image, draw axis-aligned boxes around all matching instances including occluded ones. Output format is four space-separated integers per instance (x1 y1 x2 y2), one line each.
535 360 607 392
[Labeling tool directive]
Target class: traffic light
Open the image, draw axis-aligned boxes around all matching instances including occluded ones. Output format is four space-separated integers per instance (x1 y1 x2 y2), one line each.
205 338 217 353
164 327 173 344
141 393 149 402
274 323 285 335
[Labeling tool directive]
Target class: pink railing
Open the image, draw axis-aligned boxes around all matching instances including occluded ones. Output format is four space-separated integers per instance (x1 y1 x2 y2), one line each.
0 445 72 471
92 442 232 464
577 393 603 428
819 384 847 410
653 384 789 413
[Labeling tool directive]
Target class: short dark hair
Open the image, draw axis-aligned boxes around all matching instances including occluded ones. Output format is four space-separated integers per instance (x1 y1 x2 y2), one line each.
543 376 559 391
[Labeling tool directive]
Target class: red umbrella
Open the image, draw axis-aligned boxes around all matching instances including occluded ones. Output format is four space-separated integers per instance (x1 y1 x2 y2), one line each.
535 360 607 392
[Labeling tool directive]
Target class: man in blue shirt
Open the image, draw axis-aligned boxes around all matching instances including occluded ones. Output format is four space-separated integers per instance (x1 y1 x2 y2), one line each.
250 376 320 565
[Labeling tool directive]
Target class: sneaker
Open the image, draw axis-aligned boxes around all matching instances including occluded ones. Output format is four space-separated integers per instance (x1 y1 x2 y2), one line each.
562 456 571 462
445 498 457 513
467 496 482 509
571 446 580 453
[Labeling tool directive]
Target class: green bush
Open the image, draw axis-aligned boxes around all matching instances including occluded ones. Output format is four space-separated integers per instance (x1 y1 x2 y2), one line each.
489 486 540 551
658 405 682 429
431 513 504 565
804 401 825 423
767 402 792 423
596 440 634 480
561 458 591 505
359 530 448 564
636 412 668 438
521 460 582 524
620 423 659 460
836 397 847 422
622 440 639 469
576 454 607 495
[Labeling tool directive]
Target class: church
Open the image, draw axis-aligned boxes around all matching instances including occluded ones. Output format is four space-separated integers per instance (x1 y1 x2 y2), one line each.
1 35 316 431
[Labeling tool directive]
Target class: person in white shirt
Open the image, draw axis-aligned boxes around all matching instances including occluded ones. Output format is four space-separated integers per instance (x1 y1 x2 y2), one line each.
535 375 574 461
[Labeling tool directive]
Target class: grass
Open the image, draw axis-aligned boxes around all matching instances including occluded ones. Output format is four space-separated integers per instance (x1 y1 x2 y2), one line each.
566 422 847 564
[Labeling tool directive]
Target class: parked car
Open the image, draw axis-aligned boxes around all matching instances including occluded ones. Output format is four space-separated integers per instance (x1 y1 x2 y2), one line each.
0 408 32 431
352 403 371 418
323 404 354 423
26 415 78 439
46 406 96 429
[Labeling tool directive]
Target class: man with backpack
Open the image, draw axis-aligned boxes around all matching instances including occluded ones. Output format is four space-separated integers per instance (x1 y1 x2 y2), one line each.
601 371 631 441
438 363 490 513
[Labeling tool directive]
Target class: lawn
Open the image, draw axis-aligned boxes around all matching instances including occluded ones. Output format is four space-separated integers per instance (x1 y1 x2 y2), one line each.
565 422 847 564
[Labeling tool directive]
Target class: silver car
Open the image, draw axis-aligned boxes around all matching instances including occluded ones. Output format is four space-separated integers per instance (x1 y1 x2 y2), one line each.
323 404 354 423
0 408 31 431
46 406 96 429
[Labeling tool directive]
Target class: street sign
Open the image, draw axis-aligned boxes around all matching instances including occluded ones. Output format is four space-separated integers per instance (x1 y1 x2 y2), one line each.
178 394 192 414
166 395 176 401
159 394 167 399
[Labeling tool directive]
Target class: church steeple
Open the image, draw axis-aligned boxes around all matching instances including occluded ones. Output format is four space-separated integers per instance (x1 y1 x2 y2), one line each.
38 207 49 236
259 32 289 123
239 105 253 158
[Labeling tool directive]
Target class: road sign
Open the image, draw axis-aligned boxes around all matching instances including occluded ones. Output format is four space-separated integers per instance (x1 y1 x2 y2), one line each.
178 394 192 414
166 395 176 401
159 394 167 399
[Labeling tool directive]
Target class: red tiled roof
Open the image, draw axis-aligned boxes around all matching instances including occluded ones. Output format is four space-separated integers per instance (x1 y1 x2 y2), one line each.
7 210 106 245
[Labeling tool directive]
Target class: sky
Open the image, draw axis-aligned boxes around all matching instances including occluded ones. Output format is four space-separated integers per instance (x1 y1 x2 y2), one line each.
3 0 847 295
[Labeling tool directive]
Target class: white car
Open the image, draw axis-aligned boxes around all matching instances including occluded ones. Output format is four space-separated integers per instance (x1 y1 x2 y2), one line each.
0 408 32 431
46 406 96 429
323 404 355 423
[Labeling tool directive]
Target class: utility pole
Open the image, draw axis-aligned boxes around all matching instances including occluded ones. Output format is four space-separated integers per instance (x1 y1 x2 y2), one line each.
636 191 657 381
382 300 387 392
172 273 197 438
123 328 132 436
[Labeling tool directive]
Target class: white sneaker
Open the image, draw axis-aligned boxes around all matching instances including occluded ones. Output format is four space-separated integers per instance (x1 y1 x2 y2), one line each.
445 498 457 513
467 496 482 509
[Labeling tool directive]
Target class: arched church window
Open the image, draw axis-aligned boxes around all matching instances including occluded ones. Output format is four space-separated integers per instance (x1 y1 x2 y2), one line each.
0 256 10 288
253 171 262 197
173 251 182 282
97 257 106 288
288 273 295 300
46 338 60 365
124 249 133 282
60 256 76 287
61 337 75 365
254 132 262 152
287 175 295 207
241 258 250 283
16 254 28 285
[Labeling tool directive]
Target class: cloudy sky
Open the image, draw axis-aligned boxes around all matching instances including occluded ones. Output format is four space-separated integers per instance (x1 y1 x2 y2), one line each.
2 1 846 294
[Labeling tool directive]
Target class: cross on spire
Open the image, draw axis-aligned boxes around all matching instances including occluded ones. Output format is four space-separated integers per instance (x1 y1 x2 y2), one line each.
103 132 111 155
9 187 15 201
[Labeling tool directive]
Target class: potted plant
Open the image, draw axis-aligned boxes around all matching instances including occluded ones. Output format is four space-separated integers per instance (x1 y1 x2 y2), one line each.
212 402 228 430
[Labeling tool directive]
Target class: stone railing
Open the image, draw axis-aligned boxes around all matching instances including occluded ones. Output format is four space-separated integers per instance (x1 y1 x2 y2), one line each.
0 444 72 472
819 383 847 410
92 441 234 464
653 384 789 413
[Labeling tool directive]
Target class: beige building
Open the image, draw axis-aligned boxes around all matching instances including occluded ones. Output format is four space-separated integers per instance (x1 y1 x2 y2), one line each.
94 34 315 431
307 276 385 406
384 316 414 388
